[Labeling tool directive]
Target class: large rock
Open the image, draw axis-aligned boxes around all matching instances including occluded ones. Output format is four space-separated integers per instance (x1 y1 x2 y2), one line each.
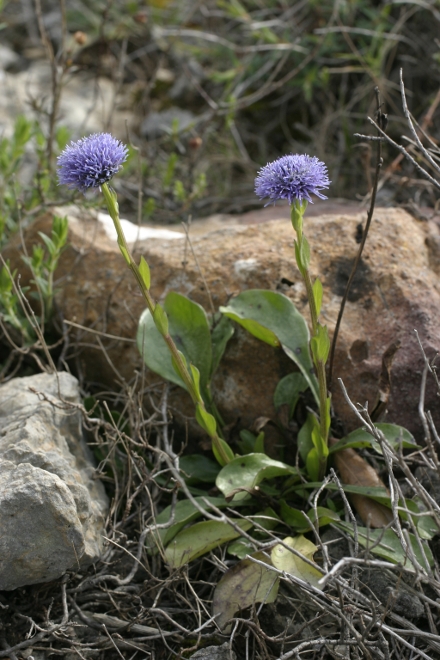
4 205 440 440
0 372 108 590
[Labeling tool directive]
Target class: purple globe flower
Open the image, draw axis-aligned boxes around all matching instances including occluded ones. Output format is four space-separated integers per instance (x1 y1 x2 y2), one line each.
57 133 128 192
255 154 330 205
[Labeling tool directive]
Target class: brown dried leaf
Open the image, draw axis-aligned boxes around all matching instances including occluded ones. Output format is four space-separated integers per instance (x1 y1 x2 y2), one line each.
212 551 279 630
331 441 393 528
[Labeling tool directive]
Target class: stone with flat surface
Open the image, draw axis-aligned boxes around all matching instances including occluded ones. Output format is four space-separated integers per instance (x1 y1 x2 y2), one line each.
4 204 440 440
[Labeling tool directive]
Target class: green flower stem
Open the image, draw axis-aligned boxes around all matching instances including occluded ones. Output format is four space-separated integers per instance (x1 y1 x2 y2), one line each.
101 183 231 466
291 201 329 479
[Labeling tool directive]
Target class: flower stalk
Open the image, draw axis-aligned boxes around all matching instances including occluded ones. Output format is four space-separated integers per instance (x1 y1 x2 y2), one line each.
255 154 331 480
291 200 330 480
102 183 232 466
58 133 233 467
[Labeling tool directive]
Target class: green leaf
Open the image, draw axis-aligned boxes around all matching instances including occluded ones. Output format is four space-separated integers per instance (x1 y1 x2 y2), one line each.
297 413 318 462
301 505 341 531
389 498 439 540
179 455 221 485
137 310 185 389
311 424 329 459
138 256 150 289
56 125 71 151
298 235 311 270
416 511 440 540
216 453 298 502
280 502 340 533
190 363 202 398
212 437 235 467
137 292 212 394
37 232 56 257
148 495 229 549
237 429 258 455
290 199 307 232
119 243 131 265
227 537 257 559
279 501 310 529
305 447 320 482
212 551 279 630
220 290 318 404
329 423 419 455
13 115 32 150
210 314 234 376
164 519 252 568
273 372 308 418
250 506 280 531
310 323 330 364
292 482 391 500
312 278 323 316
336 522 434 572
254 432 265 454
195 403 217 437
153 303 169 336
237 430 266 455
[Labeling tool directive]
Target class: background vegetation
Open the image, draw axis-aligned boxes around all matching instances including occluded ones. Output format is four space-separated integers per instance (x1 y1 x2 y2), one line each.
1 0 440 228
1 2 440 659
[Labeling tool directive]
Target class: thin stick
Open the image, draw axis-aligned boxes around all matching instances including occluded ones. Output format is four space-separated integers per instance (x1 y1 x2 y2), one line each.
328 86 383 390
399 68 440 177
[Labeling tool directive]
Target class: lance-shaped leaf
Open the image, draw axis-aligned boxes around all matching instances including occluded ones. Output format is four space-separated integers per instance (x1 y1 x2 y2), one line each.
148 495 229 549
329 423 419 455
274 372 308 419
164 519 252 568
336 522 434 572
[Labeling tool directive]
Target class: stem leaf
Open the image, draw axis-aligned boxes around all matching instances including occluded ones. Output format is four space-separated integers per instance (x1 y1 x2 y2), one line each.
138 256 151 289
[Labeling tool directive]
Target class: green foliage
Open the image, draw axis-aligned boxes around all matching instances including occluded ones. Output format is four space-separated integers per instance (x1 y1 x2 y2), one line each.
220 290 319 404
148 496 231 550
237 429 265 455
274 372 308 419
22 215 69 321
336 522 434 572
329 423 419 455
165 519 253 569
0 115 34 248
0 215 68 342
0 261 32 342
216 453 299 502
138 292 220 395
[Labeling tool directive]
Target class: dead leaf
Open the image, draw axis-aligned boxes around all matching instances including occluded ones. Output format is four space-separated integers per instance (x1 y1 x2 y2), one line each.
212 551 279 630
271 535 323 588
330 439 393 527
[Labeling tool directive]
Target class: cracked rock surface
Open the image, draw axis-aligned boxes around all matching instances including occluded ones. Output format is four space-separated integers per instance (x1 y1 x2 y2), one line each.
0 371 108 590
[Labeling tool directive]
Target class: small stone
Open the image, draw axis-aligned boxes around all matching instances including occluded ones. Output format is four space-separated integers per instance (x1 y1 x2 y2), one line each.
189 643 236 660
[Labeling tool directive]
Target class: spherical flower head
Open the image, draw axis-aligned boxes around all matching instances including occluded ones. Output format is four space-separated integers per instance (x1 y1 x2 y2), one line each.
57 132 128 193
255 154 330 205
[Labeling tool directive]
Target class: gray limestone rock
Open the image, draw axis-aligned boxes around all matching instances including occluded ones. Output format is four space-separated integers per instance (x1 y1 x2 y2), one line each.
189 643 236 660
0 371 108 590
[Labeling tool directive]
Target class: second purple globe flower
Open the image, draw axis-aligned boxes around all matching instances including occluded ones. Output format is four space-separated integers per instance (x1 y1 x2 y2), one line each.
255 154 330 205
